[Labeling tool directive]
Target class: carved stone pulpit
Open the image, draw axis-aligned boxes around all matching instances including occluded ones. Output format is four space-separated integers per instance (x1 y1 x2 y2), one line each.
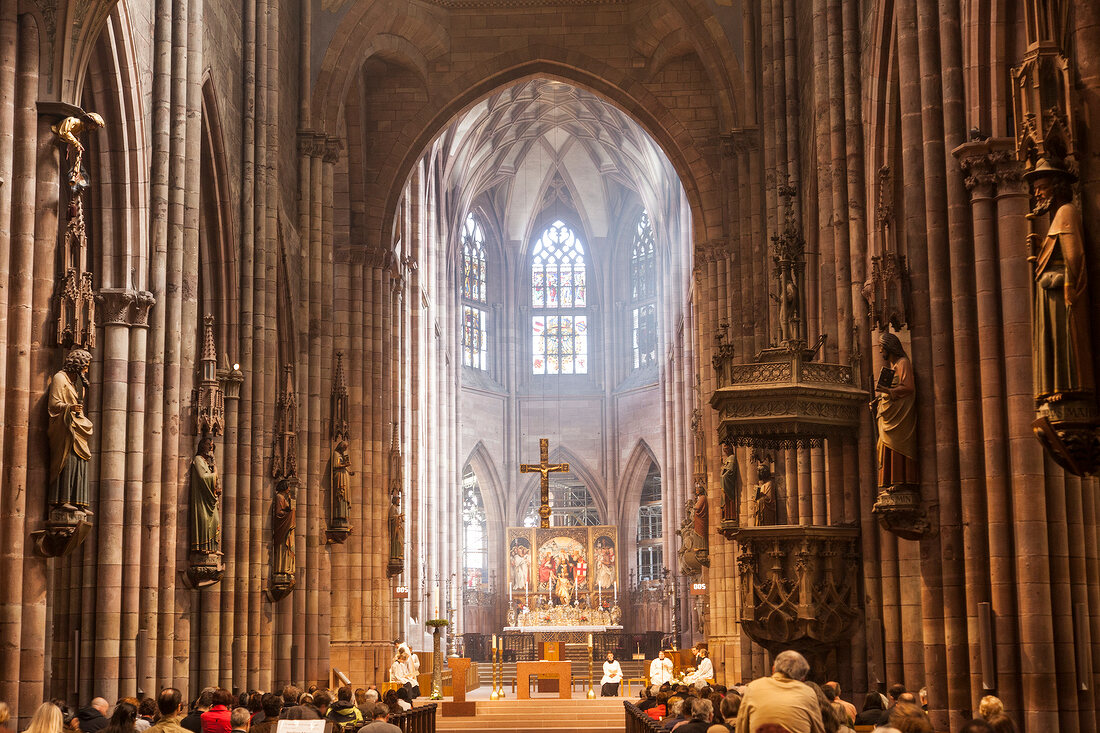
734 525 860 663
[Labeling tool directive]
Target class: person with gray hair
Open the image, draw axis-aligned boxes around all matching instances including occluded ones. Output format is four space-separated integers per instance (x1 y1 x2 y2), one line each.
672 698 715 733
229 709 250 733
734 649 824 733
773 650 811 681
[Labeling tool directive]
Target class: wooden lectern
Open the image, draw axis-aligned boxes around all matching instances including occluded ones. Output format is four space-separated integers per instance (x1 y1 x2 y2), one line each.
441 658 476 717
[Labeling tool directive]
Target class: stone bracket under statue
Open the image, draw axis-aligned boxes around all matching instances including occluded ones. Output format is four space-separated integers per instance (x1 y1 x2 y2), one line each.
31 505 93 558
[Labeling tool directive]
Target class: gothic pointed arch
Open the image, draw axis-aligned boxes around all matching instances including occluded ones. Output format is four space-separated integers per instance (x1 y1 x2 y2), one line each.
80 1 150 290
199 76 239 353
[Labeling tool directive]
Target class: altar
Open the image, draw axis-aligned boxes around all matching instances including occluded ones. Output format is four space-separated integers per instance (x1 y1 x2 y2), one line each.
504 625 623 644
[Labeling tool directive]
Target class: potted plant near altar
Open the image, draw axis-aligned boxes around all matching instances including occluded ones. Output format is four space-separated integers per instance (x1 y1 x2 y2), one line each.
425 618 450 699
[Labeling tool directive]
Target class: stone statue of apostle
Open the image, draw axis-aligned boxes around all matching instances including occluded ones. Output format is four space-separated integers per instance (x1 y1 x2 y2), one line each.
720 443 740 523
273 478 296 576
330 438 353 528
1027 160 1095 403
874 332 918 488
190 436 221 554
47 349 94 511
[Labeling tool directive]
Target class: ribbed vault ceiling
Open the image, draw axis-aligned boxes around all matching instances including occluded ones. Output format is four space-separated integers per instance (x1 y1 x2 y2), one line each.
438 78 682 241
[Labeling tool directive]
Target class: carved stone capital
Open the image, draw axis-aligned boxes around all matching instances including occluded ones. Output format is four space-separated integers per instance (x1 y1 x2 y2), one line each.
721 127 760 157
324 137 343 164
97 288 156 328
297 129 316 157
952 137 1020 196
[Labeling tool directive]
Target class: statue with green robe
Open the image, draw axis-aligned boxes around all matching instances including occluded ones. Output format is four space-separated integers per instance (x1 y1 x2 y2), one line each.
190 436 221 554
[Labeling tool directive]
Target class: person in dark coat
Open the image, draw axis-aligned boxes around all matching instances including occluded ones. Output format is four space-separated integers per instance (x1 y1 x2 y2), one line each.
181 690 214 733
77 699 111 733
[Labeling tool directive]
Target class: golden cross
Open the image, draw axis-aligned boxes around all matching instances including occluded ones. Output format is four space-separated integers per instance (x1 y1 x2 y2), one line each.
520 438 570 528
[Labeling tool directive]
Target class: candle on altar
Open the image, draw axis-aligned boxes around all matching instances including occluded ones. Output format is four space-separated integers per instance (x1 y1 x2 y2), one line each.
598 583 602 606
614 581 618 604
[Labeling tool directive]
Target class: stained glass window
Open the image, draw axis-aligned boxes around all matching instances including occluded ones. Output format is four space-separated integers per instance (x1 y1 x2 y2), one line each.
531 220 586 310
531 221 588 374
637 463 662 581
462 214 487 303
531 314 588 375
463 306 487 369
462 467 488 587
461 213 489 370
631 211 656 302
632 304 657 369
631 211 658 370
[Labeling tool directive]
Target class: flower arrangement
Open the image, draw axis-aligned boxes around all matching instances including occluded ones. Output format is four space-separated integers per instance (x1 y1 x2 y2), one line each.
425 618 450 628
672 668 695 686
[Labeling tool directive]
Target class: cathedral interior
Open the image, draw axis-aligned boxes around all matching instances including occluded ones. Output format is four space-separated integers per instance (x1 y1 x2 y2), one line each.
1 0 1100 731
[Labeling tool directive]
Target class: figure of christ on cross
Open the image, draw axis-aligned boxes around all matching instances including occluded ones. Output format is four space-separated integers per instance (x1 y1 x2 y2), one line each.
520 438 570 528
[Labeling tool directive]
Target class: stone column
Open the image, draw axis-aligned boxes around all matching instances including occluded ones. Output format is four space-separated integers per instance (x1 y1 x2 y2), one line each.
0 14 38 714
95 290 144 700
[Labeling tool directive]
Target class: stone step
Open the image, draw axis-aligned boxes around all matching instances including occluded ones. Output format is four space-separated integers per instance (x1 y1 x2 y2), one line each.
436 699 625 733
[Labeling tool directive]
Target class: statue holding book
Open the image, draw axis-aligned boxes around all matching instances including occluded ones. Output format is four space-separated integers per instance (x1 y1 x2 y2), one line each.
873 332 918 488
870 331 927 538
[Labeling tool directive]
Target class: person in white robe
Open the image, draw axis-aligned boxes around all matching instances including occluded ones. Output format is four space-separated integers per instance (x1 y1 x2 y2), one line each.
600 652 623 697
683 648 714 687
649 650 673 686
389 653 411 689
396 643 422 697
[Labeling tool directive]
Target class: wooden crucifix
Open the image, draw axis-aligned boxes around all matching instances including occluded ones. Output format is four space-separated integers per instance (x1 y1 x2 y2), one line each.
520 438 569 528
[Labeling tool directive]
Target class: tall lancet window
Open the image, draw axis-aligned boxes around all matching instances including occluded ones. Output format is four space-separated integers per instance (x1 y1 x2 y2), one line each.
461 467 488 586
631 211 658 369
636 463 663 581
461 213 488 370
531 220 588 375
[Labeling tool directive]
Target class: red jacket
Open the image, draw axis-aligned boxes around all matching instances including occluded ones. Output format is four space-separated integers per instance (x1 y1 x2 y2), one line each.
201 706 232 733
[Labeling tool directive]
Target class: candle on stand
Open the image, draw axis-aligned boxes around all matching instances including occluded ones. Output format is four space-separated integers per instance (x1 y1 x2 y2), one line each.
509 578 513 603
587 632 593 648
598 583 602 606
492 634 497 651
614 581 618 604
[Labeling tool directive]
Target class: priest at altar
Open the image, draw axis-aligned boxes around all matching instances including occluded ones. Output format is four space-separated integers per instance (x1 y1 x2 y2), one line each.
650 650 673 686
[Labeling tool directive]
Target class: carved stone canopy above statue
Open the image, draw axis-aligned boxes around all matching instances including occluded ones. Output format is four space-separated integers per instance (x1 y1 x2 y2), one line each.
710 187 867 452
